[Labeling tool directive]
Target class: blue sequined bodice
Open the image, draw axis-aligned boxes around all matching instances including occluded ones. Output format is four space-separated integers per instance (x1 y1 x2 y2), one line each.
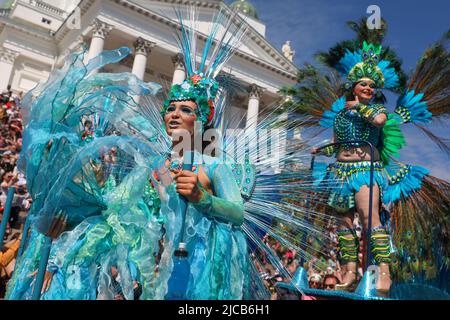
333 108 381 148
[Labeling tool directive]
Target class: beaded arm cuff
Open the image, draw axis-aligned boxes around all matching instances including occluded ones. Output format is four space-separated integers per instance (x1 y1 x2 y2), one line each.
394 105 411 123
318 145 336 157
357 103 387 122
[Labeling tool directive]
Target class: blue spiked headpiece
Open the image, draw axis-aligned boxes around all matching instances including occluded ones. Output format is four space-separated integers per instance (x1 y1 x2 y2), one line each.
337 41 400 89
162 7 247 126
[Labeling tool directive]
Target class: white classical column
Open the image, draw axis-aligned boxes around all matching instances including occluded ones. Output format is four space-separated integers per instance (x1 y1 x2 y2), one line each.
171 53 186 85
131 37 155 81
275 111 289 173
0 48 19 92
245 84 262 130
86 19 113 63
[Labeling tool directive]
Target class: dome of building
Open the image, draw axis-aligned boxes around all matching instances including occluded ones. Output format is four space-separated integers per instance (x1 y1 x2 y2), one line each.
0 0 14 9
230 0 259 20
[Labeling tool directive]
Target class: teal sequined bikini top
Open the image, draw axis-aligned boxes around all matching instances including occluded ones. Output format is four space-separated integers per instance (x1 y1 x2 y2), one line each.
333 106 382 149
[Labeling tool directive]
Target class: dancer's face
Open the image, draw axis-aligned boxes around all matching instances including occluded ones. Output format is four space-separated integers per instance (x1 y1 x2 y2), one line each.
164 100 198 136
353 79 376 103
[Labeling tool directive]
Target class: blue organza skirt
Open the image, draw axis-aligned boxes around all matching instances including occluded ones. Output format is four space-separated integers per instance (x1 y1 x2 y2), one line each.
313 160 388 212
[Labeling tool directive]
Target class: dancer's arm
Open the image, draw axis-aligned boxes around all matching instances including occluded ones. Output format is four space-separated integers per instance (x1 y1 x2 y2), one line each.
357 103 387 127
174 164 244 226
346 96 387 127
194 164 244 226
311 135 337 157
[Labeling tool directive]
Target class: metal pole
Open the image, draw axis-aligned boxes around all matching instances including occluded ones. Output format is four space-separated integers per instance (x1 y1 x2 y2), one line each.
0 187 15 251
365 142 375 270
17 213 32 257
31 236 52 300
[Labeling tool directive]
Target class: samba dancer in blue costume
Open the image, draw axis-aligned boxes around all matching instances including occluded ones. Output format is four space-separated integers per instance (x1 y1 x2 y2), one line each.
6 7 327 300
311 42 399 295
305 30 449 297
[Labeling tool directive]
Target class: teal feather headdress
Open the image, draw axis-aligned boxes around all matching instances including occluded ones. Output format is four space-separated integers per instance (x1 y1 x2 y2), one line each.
162 6 247 125
337 41 400 89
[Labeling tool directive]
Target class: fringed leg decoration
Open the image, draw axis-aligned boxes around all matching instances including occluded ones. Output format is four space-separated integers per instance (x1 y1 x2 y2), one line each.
335 229 359 291
370 227 392 296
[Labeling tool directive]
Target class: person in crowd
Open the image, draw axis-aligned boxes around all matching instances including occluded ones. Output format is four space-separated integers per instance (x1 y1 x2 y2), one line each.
323 274 340 291
308 273 323 290
1 232 21 298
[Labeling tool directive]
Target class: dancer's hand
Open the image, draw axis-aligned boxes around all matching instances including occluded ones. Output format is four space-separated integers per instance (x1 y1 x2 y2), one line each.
172 169 204 203
46 139 53 151
90 159 105 186
345 96 360 110
311 147 320 155
90 159 102 174
28 270 54 294
42 271 54 294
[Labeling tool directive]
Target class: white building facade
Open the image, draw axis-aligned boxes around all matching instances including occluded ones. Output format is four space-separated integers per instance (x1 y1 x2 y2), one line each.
0 0 298 128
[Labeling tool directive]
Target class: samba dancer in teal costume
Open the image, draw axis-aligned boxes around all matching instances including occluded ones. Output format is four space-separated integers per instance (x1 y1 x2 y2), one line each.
6 7 328 300
6 7 249 299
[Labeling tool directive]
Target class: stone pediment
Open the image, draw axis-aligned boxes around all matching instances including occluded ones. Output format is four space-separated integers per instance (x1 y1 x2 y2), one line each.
118 0 298 77
2 0 298 78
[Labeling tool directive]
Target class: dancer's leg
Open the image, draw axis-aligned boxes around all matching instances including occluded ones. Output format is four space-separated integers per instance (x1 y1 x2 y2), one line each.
355 184 391 294
355 184 381 229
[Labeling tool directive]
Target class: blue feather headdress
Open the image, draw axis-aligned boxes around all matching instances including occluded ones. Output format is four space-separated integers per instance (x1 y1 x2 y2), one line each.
162 6 247 126
337 41 400 89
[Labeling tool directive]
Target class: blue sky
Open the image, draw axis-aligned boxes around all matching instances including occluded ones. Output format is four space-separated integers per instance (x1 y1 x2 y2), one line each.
226 0 450 181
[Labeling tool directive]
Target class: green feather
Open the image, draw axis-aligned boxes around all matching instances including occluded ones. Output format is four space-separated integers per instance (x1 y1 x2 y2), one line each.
380 115 406 165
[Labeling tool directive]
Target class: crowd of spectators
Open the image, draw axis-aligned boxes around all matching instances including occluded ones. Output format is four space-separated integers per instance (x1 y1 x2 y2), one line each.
0 86 30 298
252 230 342 300
255 214 365 300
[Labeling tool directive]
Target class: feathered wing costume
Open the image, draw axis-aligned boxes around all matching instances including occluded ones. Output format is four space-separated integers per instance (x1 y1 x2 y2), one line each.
6 7 328 300
286 22 449 296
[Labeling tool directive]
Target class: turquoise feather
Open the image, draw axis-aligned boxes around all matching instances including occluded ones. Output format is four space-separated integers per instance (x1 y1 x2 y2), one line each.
396 90 432 124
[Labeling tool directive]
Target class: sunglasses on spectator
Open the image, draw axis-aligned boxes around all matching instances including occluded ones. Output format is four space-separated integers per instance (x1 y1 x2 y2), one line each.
324 284 335 289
